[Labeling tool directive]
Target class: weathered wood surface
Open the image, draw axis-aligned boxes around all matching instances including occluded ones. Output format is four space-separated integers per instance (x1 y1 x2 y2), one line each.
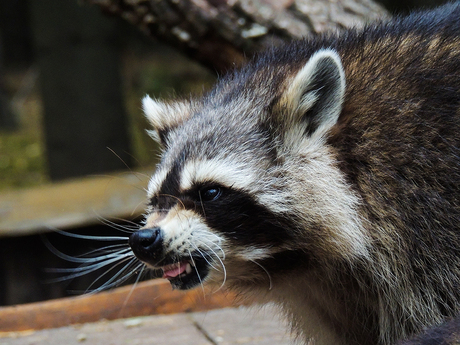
0 305 290 345
0 169 153 237
85 0 389 73
0 279 239 333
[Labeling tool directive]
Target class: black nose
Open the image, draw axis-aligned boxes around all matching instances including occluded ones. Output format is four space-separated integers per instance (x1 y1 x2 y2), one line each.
129 228 163 266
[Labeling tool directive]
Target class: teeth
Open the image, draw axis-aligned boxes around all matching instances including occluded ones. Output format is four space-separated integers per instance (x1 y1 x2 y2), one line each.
162 263 179 271
189 258 196 267
185 262 192 274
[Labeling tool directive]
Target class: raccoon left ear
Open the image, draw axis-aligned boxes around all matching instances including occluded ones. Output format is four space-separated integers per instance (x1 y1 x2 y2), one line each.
278 49 345 141
142 95 192 145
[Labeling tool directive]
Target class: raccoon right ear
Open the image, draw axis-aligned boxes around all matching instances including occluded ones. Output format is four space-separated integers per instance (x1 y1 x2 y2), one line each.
142 95 192 145
277 49 345 143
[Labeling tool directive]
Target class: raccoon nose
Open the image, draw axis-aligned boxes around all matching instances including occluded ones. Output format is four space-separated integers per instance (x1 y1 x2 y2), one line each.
129 228 163 265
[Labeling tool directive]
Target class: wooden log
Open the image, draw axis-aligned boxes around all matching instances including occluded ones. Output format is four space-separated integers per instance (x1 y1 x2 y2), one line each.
84 0 389 73
0 279 238 332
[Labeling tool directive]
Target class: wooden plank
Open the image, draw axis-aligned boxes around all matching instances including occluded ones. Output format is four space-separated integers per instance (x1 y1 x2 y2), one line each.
0 169 154 237
0 307 291 345
191 306 292 345
0 279 238 333
0 313 212 345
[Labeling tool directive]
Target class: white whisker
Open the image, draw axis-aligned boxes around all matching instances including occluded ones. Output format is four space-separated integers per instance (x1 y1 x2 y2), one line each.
76 243 130 258
96 217 138 233
250 259 273 290
57 231 129 241
47 250 133 273
44 238 131 264
86 258 140 293
188 249 205 295
120 265 146 316
46 226 130 241
193 231 226 259
190 242 220 271
47 253 134 283
196 240 227 292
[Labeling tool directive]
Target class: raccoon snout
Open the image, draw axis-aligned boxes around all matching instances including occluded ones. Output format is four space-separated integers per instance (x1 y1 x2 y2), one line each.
129 228 163 266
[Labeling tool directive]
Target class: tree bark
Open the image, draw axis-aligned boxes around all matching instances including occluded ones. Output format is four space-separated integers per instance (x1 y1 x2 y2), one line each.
84 0 389 73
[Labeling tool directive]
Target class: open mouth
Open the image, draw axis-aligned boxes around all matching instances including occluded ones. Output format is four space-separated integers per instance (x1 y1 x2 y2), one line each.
158 257 209 290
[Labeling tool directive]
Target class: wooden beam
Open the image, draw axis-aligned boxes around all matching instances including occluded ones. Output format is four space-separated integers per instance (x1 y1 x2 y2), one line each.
0 169 154 237
0 279 238 333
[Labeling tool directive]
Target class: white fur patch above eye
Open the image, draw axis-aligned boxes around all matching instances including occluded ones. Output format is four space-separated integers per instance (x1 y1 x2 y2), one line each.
180 159 257 192
147 167 169 198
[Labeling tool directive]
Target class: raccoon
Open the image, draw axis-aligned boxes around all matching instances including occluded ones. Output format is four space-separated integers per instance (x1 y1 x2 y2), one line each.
128 3 460 345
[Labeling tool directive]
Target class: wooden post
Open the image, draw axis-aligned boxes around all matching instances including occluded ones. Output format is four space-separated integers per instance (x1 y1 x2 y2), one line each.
0 37 16 130
29 0 132 181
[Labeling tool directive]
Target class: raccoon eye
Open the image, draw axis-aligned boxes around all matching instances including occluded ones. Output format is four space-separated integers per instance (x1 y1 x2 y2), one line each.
199 187 222 202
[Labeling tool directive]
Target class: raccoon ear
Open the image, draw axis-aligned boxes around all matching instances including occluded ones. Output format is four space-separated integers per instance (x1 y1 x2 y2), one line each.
142 95 191 145
278 49 345 141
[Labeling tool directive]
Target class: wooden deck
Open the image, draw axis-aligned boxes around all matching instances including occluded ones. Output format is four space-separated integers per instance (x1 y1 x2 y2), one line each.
0 280 292 345
0 306 291 345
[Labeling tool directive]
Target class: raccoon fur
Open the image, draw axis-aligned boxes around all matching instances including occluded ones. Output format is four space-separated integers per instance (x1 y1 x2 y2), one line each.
128 3 460 345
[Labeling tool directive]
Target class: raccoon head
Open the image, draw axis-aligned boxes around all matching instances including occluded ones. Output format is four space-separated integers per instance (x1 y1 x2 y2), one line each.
129 49 369 291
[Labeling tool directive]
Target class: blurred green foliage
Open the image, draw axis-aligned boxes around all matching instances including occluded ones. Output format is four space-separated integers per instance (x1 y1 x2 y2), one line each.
0 130 46 189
